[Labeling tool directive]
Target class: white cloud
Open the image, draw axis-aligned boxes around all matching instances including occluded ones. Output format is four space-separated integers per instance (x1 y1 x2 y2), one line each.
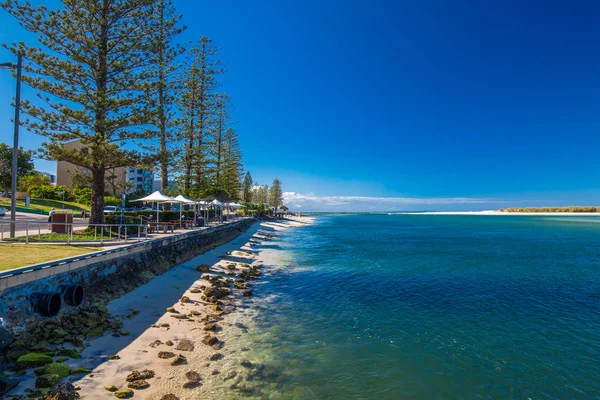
282 192 501 212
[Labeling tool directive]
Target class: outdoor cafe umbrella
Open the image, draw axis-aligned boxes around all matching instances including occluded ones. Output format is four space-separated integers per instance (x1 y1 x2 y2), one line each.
131 191 174 222
211 199 223 222
173 194 194 221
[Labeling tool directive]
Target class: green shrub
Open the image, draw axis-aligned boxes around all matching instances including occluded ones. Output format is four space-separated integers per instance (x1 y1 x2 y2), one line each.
71 187 92 206
104 195 122 206
29 185 71 201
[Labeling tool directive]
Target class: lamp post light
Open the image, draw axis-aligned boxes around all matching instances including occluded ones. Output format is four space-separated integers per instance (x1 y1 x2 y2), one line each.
1 54 23 239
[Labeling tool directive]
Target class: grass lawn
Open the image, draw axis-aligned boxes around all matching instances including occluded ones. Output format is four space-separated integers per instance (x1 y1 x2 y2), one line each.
0 198 90 215
0 244 99 271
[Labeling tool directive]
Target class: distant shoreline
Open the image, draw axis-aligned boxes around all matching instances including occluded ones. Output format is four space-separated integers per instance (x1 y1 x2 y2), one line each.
405 210 600 216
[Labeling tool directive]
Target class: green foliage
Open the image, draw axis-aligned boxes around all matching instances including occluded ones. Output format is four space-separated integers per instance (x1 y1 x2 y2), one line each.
0 143 35 193
19 172 52 192
269 178 283 209
243 172 253 203
71 187 92 206
176 36 225 196
142 0 185 192
103 195 122 207
2 0 160 224
29 185 71 201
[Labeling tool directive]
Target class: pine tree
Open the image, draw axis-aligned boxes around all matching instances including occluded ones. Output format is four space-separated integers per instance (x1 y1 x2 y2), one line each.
175 36 223 197
269 178 283 209
209 93 231 188
221 127 243 200
144 0 185 192
242 172 253 203
253 184 269 205
2 0 157 223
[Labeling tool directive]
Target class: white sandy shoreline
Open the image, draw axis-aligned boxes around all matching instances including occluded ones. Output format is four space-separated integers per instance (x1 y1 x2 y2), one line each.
403 211 600 216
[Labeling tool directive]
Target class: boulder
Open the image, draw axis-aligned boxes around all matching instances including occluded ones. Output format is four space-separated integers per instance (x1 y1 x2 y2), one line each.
70 367 91 375
204 287 226 299
158 351 175 359
0 378 19 397
36 374 61 388
86 327 104 339
44 382 77 400
42 363 70 378
127 379 149 389
196 264 210 273
114 388 134 398
209 353 223 361
171 354 187 366
203 323 218 331
14 353 53 370
182 380 201 389
105 385 118 392
202 335 218 346
175 339 194 352
0 327 15 350
160 395 179 400
126 369 155 382
185 371 201 381
56 348 81 359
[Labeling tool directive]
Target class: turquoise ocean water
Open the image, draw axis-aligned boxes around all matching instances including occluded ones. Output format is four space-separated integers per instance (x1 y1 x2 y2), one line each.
246 215 600 399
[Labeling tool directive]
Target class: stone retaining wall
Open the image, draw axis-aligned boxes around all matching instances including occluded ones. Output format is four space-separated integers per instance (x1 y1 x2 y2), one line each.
0 219 255 333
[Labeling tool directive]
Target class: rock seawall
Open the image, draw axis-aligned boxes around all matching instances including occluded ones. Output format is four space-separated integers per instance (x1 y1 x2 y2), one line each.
0 219 255 335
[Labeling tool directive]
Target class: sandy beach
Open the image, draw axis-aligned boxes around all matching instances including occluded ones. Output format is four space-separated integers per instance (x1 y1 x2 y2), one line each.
405 211 600 216
10 217 312 399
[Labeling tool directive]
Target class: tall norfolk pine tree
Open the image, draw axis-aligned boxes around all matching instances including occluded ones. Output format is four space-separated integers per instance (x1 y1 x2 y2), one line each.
145 0 185 192
220 127 243 200
242 172 253 203
175 36 223 197
2 0 157 223
269 178 283 209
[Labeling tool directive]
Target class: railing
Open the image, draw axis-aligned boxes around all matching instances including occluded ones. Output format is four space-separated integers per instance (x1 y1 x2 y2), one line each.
0 219 149 245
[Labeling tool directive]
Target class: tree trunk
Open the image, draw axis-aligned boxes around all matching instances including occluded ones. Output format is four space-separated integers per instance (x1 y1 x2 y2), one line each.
90 168 105 224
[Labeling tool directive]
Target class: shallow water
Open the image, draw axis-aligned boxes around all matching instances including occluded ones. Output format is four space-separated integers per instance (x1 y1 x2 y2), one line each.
245 215 600 399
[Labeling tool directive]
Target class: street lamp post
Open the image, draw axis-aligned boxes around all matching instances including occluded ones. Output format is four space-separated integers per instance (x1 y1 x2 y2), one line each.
1 54 23 239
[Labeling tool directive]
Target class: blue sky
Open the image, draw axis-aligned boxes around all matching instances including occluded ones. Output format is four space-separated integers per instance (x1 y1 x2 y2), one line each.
1 0 599 211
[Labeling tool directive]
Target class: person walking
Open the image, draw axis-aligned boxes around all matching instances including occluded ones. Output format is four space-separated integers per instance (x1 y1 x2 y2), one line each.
48 208 56 230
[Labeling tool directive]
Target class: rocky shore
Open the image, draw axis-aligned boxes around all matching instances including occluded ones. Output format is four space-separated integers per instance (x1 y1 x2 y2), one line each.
1 217 312 399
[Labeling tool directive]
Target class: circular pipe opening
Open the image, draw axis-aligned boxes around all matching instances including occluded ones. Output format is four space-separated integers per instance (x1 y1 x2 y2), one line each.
30 292 62 317
58 284 84 307
47 292 61 316
71 285 83 306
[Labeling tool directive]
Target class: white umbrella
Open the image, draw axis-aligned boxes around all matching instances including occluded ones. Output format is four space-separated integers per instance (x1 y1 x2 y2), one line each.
132 191 174 222
172 195 195 222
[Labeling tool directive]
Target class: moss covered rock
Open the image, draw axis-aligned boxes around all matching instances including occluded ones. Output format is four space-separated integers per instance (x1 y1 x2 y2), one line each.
14 353 53 370
86 327 104 339
114 388 134 398
42 363 70 378
36 374 61 388
70 367 91 375
56 348 81 359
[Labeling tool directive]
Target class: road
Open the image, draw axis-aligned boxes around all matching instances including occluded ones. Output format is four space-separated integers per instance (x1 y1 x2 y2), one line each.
0 211 88 239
